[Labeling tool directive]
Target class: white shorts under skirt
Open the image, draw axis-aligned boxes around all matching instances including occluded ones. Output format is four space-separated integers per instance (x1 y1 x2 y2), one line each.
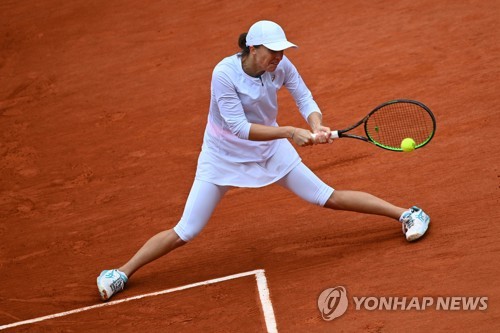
174 162 334 241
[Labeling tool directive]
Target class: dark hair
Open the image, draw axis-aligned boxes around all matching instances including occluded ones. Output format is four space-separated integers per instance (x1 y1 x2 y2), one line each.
238 33 250 56
238 32 260 57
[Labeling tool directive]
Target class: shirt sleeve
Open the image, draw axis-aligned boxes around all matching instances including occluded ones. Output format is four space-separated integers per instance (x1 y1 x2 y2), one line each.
211 66 252 140
282 56 321 120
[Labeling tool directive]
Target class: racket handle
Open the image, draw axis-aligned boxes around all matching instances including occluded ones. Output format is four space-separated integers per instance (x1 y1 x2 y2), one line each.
311 131 339 140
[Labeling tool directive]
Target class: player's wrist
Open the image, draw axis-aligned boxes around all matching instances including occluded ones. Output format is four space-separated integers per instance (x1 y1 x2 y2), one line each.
307 111 323 130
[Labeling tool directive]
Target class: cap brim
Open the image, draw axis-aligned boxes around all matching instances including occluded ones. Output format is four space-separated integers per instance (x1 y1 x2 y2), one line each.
263 40 298 51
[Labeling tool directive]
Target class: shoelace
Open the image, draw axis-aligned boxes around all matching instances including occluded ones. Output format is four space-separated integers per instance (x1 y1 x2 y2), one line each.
404 218 414 230
110 277 124 292
402 213 414 231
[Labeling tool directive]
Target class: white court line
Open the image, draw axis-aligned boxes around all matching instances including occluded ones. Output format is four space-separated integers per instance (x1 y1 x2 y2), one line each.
255 270 278 333
0 269 278 332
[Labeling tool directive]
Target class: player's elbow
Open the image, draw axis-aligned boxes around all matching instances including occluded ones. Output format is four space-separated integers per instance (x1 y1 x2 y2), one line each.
227 121 251 140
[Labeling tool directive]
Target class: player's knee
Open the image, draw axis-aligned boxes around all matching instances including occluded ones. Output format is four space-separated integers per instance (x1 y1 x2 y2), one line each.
318 187 335 207
173 222 203 242
168 228 188 248
322 189 338 209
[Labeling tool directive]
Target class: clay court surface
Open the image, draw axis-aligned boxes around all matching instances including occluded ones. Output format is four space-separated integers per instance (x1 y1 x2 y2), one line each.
1 0 499 332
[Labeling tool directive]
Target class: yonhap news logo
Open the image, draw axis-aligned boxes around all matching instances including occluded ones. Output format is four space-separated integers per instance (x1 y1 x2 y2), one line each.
318 286 488 321
317 286 349 321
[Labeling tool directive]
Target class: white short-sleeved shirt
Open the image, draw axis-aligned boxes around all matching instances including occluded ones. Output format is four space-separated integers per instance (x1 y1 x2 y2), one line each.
195 53 321 187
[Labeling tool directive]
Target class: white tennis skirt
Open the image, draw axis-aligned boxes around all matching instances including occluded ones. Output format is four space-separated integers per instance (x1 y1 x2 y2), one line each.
195 139 301 188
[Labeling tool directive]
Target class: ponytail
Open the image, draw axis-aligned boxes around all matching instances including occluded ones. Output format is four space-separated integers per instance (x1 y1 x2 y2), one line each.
238 32 250 57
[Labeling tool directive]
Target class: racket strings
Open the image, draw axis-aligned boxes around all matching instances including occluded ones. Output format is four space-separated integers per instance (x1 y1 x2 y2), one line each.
366 102 434 149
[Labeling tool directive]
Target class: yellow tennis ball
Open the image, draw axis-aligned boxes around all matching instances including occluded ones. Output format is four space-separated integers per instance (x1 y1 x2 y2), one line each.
401 138 416 152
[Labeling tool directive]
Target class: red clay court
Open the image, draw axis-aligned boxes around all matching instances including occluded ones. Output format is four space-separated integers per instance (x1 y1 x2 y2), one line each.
1 0 499 332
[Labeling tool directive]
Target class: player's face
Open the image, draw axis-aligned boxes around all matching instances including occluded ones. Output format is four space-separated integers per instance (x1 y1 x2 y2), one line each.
254 46 283 72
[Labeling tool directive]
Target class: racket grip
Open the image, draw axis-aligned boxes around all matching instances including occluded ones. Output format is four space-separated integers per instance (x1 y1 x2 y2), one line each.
311 131 339 140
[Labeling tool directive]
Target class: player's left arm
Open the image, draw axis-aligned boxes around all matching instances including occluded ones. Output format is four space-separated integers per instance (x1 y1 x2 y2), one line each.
282 56 331 144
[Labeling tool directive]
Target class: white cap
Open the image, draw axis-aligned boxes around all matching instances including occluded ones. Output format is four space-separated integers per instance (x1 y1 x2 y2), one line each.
246 20 298 51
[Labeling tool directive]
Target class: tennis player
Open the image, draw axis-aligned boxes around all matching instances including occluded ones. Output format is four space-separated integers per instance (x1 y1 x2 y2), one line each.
97 20 430 301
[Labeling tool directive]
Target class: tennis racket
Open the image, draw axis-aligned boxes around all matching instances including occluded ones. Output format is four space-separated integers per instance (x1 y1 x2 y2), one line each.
312 99 436 151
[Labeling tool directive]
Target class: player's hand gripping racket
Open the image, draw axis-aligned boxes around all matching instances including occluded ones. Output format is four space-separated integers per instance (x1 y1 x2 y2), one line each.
313 99 436 151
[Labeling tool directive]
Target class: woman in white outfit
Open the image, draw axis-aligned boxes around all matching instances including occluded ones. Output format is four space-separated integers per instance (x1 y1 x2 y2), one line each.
97 20 430 301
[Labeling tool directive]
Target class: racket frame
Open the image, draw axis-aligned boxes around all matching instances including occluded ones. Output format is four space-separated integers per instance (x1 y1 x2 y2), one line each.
332 99 436 151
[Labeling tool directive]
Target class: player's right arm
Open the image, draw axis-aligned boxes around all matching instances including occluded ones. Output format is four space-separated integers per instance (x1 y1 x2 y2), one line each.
282 56 331 144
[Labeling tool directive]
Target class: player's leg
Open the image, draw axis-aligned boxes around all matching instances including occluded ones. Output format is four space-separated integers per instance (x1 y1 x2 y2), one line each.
324 189 429 241
118 229 185 279
324 190 405 219
277 162 429 239
97 179 229 301
276 162 334 207
278 162 405 217
119 179 230 278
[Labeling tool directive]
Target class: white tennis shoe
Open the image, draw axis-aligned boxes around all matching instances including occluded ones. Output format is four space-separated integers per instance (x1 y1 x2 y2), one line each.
97 269 128 301
400 206 430 241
